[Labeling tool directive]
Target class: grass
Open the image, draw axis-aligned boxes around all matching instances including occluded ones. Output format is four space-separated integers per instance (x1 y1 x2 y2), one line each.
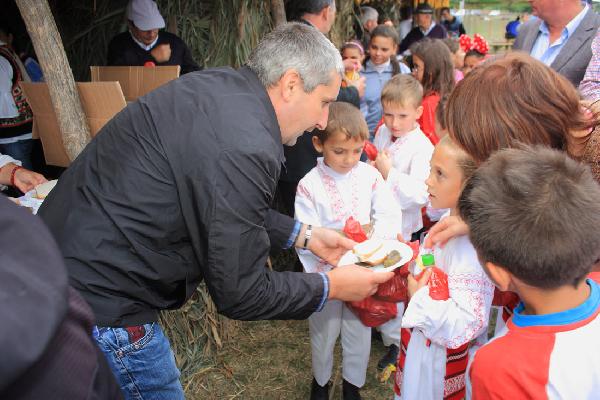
184 319 395 399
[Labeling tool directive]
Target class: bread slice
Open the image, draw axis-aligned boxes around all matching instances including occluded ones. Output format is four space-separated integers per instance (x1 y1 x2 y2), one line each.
353 238 384 260
35 179 58 199
362 246 389 266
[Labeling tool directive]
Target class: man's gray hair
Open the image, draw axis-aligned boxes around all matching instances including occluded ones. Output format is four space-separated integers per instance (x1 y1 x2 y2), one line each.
247 22 343 92
360 6 379 26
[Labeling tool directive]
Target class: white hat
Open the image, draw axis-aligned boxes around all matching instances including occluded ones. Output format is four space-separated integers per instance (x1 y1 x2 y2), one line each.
126 0 165 31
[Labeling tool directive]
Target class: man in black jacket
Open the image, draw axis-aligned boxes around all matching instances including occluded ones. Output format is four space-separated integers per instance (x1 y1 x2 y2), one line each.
107 0 200 74
399 3 447 54
39 23 393 399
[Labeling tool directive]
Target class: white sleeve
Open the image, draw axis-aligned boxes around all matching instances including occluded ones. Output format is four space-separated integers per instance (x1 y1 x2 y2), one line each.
0 56 18 119
402 265 494 349
386 151 431 210
370 171 403 240
294 179 327 273
0 153 19 169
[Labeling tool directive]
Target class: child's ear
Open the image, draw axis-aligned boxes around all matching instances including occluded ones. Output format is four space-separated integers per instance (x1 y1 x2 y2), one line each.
415 105 424 120
485 261 512 292
312 135 324 153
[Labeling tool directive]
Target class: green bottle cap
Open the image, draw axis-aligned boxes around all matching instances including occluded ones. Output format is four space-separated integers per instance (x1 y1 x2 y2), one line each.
421 253 435 267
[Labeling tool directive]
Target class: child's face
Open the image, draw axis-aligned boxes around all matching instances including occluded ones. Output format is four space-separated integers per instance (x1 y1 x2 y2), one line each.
382 101 423 137
369 36 396 66
425 143 465 210
342 47 364 72
313 131 365 174
462 55 482 76
411 55 425 83
453 48 465 69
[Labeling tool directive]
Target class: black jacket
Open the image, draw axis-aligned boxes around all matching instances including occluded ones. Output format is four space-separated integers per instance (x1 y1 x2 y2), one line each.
107 31 200 75
399 24 447 53
39 67 324 327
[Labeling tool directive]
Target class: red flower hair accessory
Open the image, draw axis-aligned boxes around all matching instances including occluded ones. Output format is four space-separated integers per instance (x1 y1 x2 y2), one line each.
459 33 489 55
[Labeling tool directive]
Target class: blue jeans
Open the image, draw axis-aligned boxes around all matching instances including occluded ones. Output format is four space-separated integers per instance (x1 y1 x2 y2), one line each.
0 139 33 170
93 323 184 400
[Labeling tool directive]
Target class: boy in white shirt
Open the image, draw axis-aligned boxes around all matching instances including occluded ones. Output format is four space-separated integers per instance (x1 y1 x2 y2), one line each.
295 102 403 400
371 74 434 369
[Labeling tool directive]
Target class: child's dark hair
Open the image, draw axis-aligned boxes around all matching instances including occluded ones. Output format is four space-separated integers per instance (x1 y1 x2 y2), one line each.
368 25 402 76
459 145 600 289
410 38 455 97
381 74 423 109
465 49 486 60
314 102 369 143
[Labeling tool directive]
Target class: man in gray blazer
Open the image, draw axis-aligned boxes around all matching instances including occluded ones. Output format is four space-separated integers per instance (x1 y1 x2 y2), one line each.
513 0 600 87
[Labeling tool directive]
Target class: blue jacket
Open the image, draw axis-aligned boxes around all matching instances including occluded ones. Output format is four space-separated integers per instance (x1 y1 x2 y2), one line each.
360 60 394 135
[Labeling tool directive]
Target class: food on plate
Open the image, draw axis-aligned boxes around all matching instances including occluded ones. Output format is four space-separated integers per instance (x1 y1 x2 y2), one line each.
382 250 401 267
353 239 404 267
34 179 57 199
353 238 384 260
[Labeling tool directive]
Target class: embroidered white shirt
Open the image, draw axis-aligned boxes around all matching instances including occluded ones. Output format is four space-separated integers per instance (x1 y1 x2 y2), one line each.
295 158 403 273
373 124 433 239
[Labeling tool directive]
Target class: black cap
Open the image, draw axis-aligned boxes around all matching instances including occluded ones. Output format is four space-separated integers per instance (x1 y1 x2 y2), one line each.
415 3 434 14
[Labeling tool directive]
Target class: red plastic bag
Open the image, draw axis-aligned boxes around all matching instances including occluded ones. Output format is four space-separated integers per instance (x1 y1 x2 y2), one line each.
415 266 449 301
374 241 420 303
347 296 397 327
343 216 367 243
363 141 378 161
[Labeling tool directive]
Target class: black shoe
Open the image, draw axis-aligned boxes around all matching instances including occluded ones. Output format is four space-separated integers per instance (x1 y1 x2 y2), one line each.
342 379 361 400
377 344 399 370
310 378 329 400
371 328 382 343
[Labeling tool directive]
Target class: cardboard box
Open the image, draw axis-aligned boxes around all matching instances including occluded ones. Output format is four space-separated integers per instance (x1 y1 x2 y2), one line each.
90 65 180 102
20 81 126 167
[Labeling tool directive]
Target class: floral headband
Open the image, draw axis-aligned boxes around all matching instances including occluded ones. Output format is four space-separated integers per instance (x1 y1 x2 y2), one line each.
459 34 489 55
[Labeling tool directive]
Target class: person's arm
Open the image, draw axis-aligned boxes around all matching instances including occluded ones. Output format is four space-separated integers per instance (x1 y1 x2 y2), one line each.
402 256 495 349
0 162 46 193
459 23 466 36
201 147 391 320
423 215 469 248
385 146 432 211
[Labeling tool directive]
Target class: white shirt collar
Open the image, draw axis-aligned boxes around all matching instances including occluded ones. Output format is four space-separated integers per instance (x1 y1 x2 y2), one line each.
129 30 158 51
420 21 436 36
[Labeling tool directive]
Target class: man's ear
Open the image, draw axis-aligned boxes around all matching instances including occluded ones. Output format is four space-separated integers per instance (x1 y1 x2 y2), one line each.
320 5 332 22
312 135 324 153
279 69 302 102
485 261 512 292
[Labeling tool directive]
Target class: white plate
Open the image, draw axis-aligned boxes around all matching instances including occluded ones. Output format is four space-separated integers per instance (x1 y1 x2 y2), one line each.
337 240 413 273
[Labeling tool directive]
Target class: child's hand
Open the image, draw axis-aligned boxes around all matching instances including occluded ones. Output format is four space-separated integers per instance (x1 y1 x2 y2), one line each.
407 269 432 298
375 151 392 179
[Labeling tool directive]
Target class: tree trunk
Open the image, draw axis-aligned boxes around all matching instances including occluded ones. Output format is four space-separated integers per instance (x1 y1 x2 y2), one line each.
16 0 91 161
270 0 286 27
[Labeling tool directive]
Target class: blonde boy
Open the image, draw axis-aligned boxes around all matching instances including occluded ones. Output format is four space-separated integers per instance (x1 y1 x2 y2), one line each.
372 75 434 369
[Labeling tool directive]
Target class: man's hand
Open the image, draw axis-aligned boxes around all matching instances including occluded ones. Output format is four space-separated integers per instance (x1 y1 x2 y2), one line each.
151 43 171 63
327 265 394 301
424 215 469 249
374 150 392 179
407 269 431 298
301 226 356 266
13 168 47 193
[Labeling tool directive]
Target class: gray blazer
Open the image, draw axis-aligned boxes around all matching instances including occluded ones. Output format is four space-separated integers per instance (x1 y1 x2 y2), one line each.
513 8 600 86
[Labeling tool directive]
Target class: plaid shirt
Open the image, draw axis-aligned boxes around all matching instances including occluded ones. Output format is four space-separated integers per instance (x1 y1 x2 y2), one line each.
580 27 600 102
